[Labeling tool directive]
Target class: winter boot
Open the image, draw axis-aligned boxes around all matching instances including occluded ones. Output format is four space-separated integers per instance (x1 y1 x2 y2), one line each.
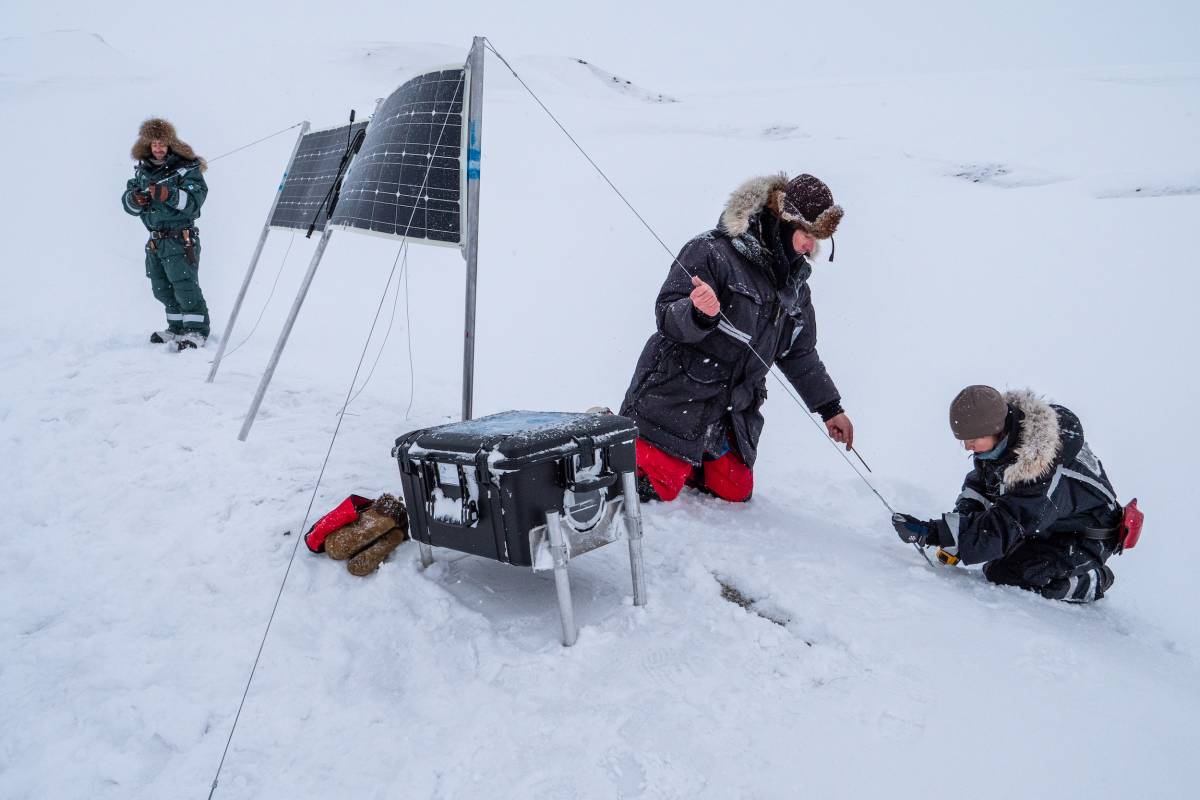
176 332 208 351
1042 564 1114 603
636 473 661 503
346 526 408 576
325 494 408 560
150 329 179 344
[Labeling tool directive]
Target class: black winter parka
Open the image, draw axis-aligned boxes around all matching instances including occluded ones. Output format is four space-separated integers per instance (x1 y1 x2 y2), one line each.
934 390 1123 565
620 175 841 467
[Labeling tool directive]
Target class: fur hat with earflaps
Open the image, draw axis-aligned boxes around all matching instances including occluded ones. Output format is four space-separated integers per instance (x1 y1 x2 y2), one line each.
771 173 842 239
131 118 206 170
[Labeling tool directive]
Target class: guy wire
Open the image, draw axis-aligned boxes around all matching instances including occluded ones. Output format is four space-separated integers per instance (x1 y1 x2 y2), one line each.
483 38 897 517
207 75 465 798
149 122 306 186
206 122 306 165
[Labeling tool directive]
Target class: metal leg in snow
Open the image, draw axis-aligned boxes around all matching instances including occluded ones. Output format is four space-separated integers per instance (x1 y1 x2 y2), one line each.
418 541 435 568
545 510 578 646
238 228 332 441
620 470 647 607
208 121 310 384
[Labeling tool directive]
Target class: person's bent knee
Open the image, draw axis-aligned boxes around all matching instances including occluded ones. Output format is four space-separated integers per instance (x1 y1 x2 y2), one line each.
711 482 752 502
702 452 754 502
635 438 693 503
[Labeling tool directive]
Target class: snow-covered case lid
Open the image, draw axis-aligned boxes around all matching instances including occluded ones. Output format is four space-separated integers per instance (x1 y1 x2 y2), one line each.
397 410 636 468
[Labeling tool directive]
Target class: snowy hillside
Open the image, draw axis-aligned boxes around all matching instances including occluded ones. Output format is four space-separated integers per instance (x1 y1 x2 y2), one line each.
3 2 1199 798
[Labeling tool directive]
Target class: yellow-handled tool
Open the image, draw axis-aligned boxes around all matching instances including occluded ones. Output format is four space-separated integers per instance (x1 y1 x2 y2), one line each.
936 549 959 566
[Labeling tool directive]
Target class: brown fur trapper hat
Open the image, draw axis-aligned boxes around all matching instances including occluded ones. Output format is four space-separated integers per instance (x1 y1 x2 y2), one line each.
131 118 206 170
771 173 842 239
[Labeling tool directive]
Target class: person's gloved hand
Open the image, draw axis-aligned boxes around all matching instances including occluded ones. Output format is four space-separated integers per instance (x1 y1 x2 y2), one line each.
148 183 171 203
131 190 150 207
892 513 935 546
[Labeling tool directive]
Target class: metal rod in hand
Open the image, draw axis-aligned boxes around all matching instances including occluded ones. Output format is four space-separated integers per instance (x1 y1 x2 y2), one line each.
851 446 873 473
208 122 311 383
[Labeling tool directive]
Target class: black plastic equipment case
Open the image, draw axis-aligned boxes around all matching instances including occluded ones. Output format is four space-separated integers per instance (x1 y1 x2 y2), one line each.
393 411 638 567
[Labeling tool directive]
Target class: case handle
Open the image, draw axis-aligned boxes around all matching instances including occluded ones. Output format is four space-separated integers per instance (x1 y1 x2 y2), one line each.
568 472 619 494
563 440 617 493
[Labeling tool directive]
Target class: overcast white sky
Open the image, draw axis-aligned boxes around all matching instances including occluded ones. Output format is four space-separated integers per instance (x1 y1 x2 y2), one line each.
7 0 1199 89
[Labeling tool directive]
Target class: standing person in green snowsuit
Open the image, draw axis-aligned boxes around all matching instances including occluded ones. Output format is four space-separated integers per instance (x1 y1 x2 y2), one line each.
121 118 211 350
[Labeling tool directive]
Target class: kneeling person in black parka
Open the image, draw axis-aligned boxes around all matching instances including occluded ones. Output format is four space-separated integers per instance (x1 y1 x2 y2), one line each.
893 385 1123 603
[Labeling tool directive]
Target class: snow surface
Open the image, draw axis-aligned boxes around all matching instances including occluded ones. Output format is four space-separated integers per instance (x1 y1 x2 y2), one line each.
3 2 1200 798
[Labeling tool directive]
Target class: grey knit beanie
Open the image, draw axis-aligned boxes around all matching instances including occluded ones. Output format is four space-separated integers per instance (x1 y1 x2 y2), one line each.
949 385 1008 440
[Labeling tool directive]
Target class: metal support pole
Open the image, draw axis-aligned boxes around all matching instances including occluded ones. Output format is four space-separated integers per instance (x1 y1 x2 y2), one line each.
208 121 310 383
545 511 578 646
620 471 648 607
461 36 485 421
238 228 333 441
418 541 434 568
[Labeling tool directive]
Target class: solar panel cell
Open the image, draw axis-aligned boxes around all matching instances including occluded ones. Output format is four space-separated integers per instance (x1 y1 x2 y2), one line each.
330 68 467 245
269 121 369 232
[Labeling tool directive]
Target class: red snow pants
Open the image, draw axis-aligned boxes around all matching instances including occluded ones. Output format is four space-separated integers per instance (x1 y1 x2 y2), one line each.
635 437 753 503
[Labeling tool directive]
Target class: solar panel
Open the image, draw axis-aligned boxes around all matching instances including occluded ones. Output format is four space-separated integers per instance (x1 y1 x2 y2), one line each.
269 121 368 231
329 68 467 246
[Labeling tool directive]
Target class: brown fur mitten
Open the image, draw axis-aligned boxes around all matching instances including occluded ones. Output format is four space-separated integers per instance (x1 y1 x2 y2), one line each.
346 526 408 576
325 494 408 561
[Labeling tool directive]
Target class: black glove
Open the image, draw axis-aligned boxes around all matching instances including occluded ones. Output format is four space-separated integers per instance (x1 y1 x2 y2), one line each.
892 513 935 546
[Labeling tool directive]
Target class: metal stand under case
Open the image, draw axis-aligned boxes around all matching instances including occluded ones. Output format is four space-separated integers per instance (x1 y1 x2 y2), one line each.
418 469 647 647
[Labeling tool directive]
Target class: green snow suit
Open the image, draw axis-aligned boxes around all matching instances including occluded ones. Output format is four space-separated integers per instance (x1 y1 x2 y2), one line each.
121 153 210 335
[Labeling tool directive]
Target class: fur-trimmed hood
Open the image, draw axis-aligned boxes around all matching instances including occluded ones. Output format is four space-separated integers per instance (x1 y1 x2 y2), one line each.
131 118 206 170
718 173 842 240
1001 389 1062 486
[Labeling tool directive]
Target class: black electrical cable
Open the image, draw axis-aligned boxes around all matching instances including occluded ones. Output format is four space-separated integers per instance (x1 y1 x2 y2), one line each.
305 111 366 238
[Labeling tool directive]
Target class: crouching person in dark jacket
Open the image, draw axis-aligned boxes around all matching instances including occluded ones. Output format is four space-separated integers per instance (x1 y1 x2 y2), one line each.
620 173 853 503
893 385 1123 603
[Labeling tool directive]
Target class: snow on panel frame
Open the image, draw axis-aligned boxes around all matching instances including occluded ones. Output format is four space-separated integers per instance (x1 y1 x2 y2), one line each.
269 121 369 232
329 67 467 246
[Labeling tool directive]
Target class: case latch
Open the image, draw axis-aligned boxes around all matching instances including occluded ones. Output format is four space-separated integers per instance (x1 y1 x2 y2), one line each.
422 460 480 527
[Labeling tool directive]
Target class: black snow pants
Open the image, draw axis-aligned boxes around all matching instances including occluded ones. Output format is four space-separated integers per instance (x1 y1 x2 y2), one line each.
982 535 1116 603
